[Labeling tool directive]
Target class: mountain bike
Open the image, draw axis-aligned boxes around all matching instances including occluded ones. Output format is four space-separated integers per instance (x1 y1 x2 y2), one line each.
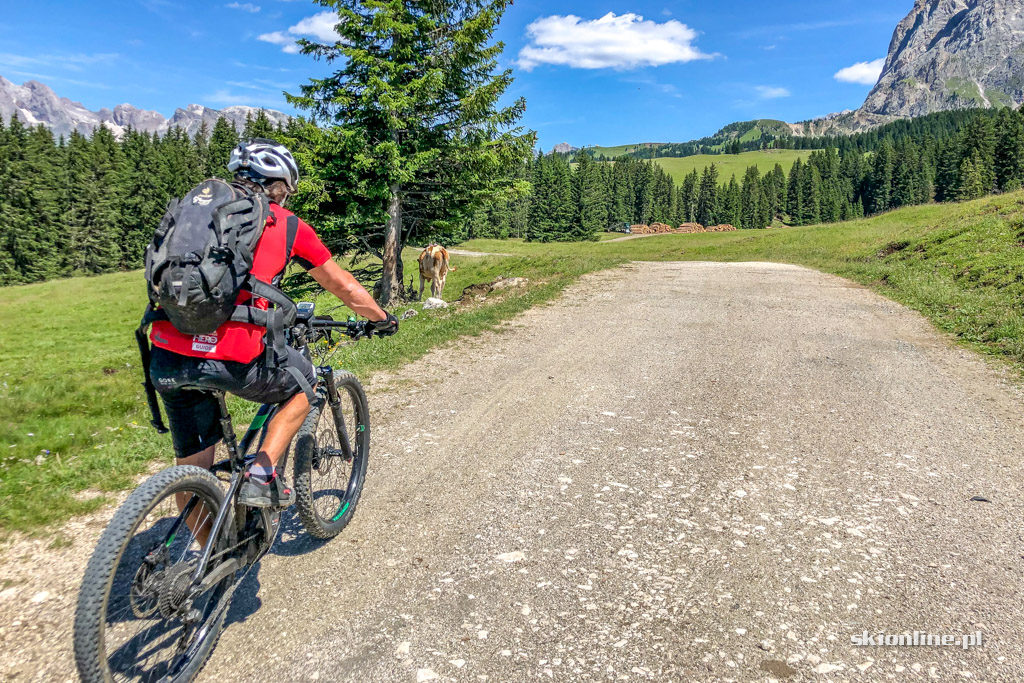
73 305 374 682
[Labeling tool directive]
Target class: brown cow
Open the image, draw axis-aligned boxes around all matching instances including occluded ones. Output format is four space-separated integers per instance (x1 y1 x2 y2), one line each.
418 243 456 300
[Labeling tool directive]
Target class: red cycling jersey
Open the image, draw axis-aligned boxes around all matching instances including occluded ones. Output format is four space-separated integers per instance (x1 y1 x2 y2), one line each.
150 203 332 364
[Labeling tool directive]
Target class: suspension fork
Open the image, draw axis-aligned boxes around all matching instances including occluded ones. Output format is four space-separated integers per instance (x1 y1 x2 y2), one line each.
321 366 355 461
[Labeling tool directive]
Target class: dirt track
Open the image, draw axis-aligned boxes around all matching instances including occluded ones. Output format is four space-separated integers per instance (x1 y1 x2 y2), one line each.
4 261 1024 682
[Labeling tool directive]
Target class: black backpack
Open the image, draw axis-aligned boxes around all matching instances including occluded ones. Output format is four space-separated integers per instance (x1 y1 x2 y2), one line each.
135 179 306 432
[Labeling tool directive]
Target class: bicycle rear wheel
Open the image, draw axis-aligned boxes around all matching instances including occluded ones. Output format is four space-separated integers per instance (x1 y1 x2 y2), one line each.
74 465 231 683
293 371 369 539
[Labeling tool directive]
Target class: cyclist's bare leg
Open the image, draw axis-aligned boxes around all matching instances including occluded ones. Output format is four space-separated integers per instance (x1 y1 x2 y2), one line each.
251 390 311 471
175 445 216 547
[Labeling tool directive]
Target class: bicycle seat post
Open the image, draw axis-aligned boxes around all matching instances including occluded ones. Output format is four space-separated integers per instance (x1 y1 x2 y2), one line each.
214 391 242 472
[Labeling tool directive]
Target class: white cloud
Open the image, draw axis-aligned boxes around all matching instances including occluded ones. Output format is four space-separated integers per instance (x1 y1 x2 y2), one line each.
258 10 341 53
834 58 885 85
518 12 716 71
0 52 118 73
226 2 261 12
755 85 790 99
258 30 300 54
203 89 286 108
290 12 341 42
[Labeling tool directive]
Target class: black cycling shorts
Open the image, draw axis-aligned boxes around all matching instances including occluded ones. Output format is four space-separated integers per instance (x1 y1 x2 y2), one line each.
150 346 316 459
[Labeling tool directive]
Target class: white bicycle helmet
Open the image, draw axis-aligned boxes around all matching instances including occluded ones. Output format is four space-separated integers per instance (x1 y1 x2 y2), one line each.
227 138 300 193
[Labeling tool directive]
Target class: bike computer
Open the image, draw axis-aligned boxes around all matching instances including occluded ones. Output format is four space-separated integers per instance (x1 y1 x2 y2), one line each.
296 301 316 322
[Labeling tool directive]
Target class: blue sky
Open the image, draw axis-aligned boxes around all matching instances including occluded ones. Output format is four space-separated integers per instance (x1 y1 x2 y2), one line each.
0 1 908 150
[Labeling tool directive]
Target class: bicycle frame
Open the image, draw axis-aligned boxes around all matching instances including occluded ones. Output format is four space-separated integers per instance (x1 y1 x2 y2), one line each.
156 315 367 593
190 394 278 586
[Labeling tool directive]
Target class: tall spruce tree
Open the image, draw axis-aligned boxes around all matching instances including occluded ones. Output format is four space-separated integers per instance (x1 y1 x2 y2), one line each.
119 129 167 269
528 153 574 241
9 125 64 280
695 164 719 226
956 153 986 200
869 141 894 214
0 118 16 283
208 117 240 179
740 165 762 229
787 158 804 223
291 0 532 305
680 169 699 223
995 108 1024 192
64 126 123 273
573 152 606 238
961 114 996 192
243 110 277 139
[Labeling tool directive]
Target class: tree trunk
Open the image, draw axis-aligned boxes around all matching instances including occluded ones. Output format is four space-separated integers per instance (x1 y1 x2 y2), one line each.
377 183 405 306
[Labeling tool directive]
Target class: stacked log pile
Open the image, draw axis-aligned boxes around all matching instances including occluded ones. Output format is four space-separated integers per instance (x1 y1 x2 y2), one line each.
676 223 705 234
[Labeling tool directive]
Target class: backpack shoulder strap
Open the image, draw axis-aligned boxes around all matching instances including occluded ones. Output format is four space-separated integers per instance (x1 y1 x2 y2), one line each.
285 215 299 263
135 306 169 434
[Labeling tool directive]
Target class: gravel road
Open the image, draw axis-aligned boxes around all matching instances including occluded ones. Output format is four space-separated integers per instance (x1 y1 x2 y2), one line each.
3 261 1024 682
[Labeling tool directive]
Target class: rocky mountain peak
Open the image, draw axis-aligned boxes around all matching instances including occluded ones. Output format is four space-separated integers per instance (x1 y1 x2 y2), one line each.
0 75 290 139
853 0 1024 128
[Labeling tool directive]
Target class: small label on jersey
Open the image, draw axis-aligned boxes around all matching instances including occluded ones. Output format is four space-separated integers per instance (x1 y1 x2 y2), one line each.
191 334 218 353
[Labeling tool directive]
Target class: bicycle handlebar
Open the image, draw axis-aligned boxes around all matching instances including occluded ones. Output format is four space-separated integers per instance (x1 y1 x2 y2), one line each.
307 316 372 340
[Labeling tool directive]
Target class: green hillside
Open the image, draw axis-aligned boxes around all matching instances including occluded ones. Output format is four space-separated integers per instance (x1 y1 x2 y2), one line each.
652 149 816 184
715 119 794 144
586 143 666 159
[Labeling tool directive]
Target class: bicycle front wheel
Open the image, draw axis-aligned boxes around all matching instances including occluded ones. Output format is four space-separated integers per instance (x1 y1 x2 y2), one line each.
293 371 370 539
74 465 231 683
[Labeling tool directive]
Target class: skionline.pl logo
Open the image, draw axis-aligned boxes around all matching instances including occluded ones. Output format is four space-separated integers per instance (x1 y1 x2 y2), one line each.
851 631 983 650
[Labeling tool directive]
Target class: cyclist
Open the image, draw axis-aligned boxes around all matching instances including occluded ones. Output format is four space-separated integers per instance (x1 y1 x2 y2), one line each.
148 139 398 508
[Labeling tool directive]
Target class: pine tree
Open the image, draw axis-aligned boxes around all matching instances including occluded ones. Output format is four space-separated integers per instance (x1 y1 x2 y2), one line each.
0 118 16 283
158 127 203 198
527 154 574 241
119 129 168 268
869 141 894 214
7 124 64 280
243 110 276 139
208 117 240 180
723 175 742 227
769 163 786 221
194 121 212 178
695 164 719 226
787 158 804 223
573 152 606 239
741 165 763 229
291 0 532 304
956 153 986 200
891 139 919 209
64 126 123 273
961 115 996 192
995 107 1024 192
934 135 963 202
799 163 822 225
680 169 699 223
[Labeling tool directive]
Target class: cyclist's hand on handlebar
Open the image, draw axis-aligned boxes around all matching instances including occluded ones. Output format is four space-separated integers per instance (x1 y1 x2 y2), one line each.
368 312 399 337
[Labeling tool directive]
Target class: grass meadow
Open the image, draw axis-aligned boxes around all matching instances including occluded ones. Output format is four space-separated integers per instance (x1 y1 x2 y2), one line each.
3 190 1024 533
650 149 817 184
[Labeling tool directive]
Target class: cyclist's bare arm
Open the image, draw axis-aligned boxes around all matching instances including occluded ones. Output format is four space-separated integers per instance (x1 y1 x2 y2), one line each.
309 260 387 322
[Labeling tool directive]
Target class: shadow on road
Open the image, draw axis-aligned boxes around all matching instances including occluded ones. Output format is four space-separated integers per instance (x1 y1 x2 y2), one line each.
225 508 330 627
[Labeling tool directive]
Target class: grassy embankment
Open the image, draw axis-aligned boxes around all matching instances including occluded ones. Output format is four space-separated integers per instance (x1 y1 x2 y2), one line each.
3 191 1024 534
